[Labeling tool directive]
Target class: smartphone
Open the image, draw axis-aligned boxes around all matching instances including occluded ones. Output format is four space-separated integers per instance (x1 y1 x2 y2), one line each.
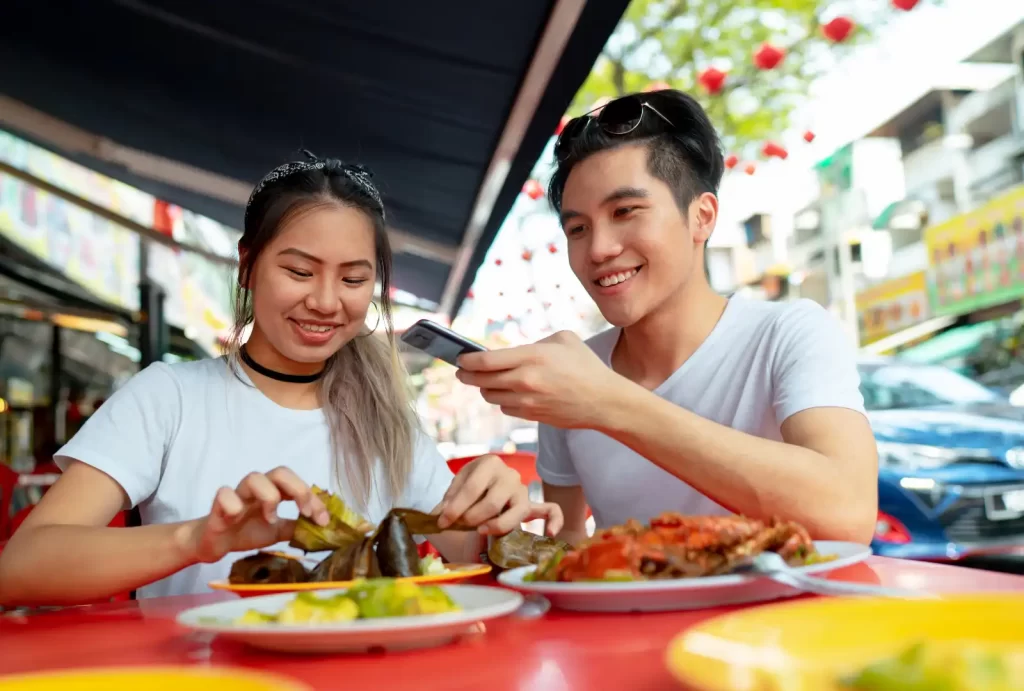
400 319 486 366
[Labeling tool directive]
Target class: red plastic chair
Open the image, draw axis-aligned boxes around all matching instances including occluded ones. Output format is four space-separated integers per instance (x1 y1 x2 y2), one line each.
447 451 540 486
0 464 18 540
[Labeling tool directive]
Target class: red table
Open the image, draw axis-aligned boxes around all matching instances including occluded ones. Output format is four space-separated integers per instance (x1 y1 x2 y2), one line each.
2 557 1023 690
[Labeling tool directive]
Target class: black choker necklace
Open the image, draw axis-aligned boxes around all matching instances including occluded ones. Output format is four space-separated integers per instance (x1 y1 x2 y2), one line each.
239 346 325 384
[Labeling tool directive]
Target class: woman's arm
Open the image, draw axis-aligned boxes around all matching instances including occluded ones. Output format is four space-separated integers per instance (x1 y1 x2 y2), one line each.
0 462 327 607
0 462 201 607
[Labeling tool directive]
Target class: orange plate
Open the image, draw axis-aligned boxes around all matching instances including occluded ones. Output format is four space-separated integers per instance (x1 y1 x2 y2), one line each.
209 563 493 597
0 666 309 690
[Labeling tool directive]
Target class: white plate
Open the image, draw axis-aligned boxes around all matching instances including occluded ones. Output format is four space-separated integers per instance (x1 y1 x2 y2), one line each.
497 540 871 613
176 584 524 654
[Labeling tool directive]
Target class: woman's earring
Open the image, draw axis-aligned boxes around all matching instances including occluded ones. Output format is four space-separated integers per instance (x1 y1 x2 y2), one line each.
362 302 382 336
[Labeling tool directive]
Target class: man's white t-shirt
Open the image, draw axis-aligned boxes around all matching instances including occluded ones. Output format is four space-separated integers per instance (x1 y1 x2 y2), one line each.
55 358 453 599
537 297 866 530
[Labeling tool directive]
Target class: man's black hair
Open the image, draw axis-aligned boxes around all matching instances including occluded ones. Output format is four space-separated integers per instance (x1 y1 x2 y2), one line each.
548 90 725 217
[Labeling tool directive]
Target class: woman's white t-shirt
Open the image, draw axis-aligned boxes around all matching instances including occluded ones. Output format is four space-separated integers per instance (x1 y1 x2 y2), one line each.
54 357 454 599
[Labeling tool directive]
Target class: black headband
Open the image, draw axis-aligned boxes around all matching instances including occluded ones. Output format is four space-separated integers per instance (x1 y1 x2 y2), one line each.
245 151 385 223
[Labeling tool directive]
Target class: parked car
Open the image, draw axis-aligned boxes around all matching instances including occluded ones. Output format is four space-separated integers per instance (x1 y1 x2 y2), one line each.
861 358 1024 560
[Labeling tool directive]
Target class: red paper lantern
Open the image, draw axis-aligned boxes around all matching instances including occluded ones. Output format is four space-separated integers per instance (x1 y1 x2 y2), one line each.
494 258 503 266
822 17 855 43
753 43 785 70
803 130 816 143
744 163 757 175
697 67 727 95
644 81 672 93
523 179 544 200
466 289 474 299
555 115 570 136
548 243 558 254
724 154 739 169
892 0 920 10
761 141 789 160
522 250 533 261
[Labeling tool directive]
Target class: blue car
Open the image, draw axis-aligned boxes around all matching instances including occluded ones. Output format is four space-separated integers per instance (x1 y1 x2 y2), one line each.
861 358 1024 560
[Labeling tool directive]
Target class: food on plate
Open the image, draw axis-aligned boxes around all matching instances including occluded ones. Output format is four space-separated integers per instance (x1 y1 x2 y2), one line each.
841 641 1021 690
347 579 460 618
375 512 422 578
309 538 381 582
233 580 459 625
289 486 374 553
487 529 570 570
228 552 309 585
231 488 479 585
529 513 835 582
419 553 446 576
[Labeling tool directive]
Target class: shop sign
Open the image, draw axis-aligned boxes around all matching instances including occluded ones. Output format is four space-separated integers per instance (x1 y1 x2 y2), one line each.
855 271 930 345
925 184 1024 317
0 171 140 309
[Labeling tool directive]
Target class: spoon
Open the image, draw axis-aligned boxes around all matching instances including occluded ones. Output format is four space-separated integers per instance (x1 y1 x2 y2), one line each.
738 552 938 600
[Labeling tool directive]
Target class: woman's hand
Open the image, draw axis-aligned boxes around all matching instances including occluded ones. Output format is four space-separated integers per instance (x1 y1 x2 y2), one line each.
437 455 563 536
185 467 329 564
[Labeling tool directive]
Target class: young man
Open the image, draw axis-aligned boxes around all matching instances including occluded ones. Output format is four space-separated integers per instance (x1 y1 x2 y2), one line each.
456 90 878 546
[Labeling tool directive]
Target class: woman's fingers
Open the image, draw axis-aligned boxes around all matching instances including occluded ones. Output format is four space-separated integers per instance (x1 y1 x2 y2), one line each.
478 483 531 536
206 486 246 537
236 472 283 524
524 502 564 536
459 483 515 530
438 460 497 529
266 467 328 526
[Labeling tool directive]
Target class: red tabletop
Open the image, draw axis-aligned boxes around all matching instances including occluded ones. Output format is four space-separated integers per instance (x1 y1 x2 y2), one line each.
3 556 1023 691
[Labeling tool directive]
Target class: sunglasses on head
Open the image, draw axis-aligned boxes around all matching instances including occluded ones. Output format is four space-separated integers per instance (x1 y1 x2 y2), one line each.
555 94 676 162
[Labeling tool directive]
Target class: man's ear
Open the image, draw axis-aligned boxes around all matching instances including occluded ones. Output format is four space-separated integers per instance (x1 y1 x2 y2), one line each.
691 192 718 244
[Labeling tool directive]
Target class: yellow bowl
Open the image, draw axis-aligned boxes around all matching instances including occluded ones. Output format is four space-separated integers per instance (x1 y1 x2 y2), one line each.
666 594 1024 691
209 562 492 597
0 666 310 691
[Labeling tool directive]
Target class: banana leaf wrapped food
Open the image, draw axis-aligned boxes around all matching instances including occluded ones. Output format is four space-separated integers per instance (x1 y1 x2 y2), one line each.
309 537 381 582
375 512 422 578
487 530 570 570
280 488 479 583
228 551 310 585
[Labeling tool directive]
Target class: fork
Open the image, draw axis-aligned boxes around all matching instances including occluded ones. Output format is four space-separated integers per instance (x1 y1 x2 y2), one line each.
738 552 938 599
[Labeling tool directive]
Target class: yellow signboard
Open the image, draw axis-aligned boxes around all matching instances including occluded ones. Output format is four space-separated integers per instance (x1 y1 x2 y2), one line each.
924 184 1024 316
856 271 930 344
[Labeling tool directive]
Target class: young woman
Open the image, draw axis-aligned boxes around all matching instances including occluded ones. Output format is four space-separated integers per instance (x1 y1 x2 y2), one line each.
0 154 560 606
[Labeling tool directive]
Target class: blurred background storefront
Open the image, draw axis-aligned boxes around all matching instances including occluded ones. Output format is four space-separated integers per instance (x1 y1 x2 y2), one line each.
0 130 236 473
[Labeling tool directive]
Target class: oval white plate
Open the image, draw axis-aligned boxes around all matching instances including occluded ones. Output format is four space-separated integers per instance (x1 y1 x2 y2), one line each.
497 540 872 613
176 584 524 654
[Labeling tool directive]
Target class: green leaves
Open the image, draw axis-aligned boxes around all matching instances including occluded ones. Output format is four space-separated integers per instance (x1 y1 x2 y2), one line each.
571 0 930 153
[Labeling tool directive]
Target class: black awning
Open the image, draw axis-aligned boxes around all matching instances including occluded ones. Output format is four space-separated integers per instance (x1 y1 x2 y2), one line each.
0 0 628 315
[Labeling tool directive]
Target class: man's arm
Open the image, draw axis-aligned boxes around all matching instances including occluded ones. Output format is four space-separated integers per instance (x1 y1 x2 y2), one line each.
542 483 589 546
598 387 878 543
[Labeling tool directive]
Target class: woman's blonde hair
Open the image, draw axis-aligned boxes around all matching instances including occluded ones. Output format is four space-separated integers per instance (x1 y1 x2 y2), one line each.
228 157 417 511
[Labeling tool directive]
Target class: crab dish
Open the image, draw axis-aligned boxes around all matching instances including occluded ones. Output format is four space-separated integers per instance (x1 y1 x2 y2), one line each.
530 513 834 582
